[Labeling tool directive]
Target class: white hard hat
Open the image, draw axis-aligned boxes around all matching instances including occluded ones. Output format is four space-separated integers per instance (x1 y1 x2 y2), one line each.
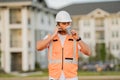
55 11 72 22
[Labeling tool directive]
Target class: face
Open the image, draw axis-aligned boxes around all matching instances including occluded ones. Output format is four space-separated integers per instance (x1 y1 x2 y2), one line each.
58 22 71 30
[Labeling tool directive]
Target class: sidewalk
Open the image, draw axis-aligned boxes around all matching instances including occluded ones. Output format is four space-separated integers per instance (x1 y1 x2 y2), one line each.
0 76 120 80
10 71 43 77
78 76 120 80
1 71 120 80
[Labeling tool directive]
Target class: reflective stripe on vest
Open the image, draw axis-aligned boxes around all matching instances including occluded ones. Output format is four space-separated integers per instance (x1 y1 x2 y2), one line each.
48 39 77 64
49 59 62 64
49 42 53 62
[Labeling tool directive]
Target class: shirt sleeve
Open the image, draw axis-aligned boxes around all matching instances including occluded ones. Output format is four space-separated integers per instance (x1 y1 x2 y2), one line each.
43 35 48 40
43 35 50 48
78 45 81 50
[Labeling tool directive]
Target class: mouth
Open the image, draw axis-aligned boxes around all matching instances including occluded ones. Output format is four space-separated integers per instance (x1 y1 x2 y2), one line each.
58 29 67 34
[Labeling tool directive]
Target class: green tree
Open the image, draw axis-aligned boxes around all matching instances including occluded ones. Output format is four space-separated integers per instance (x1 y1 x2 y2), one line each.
100 43 106 62
94 43 106 62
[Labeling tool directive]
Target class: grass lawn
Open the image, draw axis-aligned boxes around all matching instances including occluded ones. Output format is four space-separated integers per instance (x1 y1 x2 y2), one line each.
29 71 120 77
0 73 15 77
78 71 120 76
1 71 120 77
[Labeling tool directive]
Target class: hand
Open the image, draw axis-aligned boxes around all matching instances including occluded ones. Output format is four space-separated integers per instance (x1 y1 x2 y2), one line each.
71 30 79 40
51 26 59 39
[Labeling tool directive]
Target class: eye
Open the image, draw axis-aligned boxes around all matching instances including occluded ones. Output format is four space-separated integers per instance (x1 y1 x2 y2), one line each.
61 22 70 25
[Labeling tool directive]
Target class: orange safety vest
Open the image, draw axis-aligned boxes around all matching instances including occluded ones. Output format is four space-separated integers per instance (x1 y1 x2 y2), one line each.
48 34 79 79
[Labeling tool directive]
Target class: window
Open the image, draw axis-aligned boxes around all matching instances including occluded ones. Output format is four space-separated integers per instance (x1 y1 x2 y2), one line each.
112 43 120 50
84 20 90 26
116 31 119 37
112 31 119 38
10 29 22 47
10 8 21 24
112 31 115 38
28 11 31 25
28 41 31 48
28 29 31 48
41 16 44 24
95 18 104 27
28 17 31 24
45 12 50 25
116 44 119 50
96 31 104 40
112 32 114 38
48 16 51 25
112 18 118 25
84 32 90 39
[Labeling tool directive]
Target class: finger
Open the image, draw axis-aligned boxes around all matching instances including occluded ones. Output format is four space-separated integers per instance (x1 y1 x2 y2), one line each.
56 25 61 28
71 31 76 35
72 32 76 35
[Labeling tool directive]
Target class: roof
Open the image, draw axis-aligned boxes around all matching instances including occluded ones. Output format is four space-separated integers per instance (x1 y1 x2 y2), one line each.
0 0 32 2
0 0 57 14
59 1 120 15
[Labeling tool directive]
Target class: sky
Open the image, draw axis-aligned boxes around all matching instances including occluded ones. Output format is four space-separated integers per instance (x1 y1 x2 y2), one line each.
46 0 119 9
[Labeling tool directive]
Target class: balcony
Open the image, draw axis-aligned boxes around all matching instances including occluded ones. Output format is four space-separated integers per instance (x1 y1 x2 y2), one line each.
10 41 22 48
96 31 105 43
95 25 104 30
9 8 22 24
95 18 104 31
10 29 22 48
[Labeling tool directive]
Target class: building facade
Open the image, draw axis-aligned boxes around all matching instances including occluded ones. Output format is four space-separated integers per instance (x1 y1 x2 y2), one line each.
79 9 120 59
60 1 120 59
0 0 56 73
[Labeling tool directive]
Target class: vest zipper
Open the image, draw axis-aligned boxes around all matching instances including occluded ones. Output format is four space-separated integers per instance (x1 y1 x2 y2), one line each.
62 48 64 70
